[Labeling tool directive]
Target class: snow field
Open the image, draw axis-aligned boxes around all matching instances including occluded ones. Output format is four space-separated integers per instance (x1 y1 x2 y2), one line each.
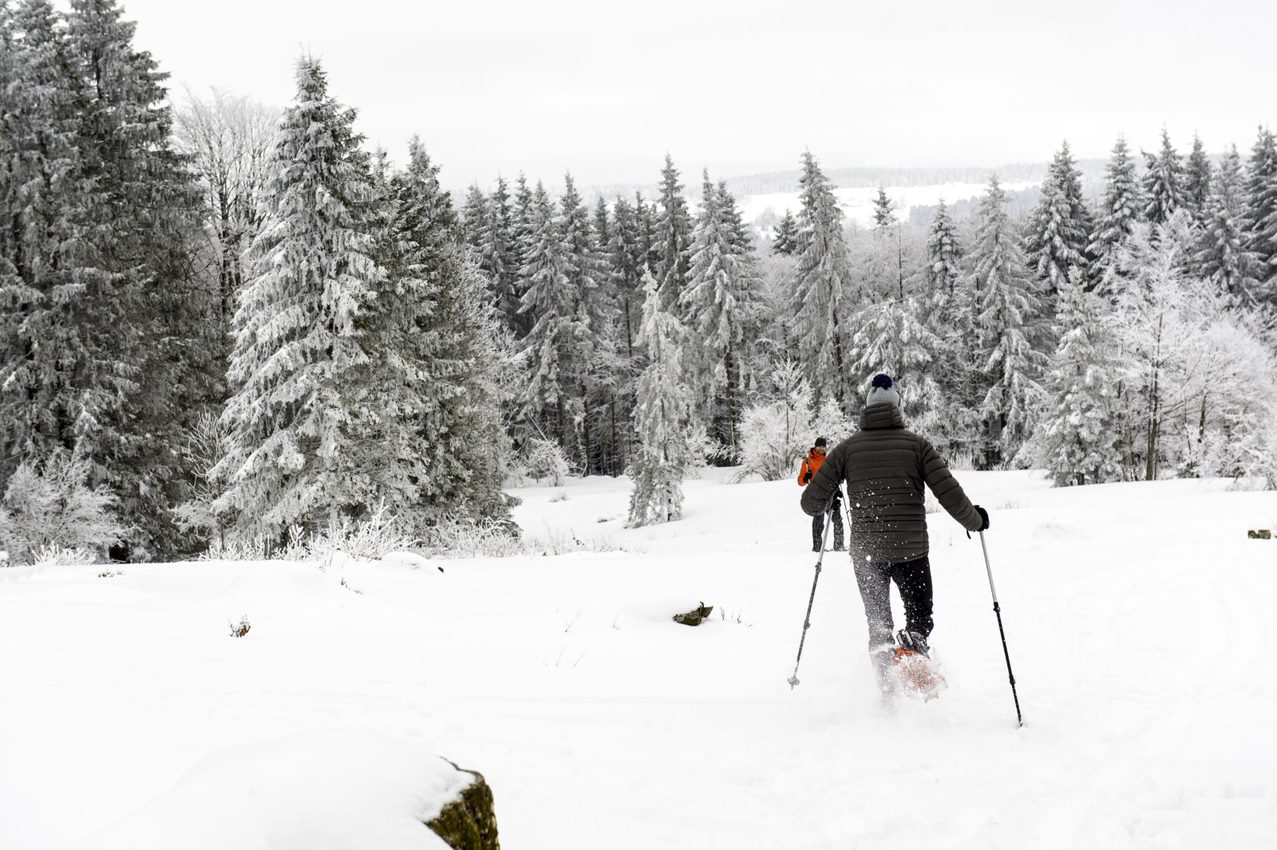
1 470 1274 849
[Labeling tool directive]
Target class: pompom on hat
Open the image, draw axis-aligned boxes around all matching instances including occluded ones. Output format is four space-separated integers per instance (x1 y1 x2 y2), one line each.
865 373 903 411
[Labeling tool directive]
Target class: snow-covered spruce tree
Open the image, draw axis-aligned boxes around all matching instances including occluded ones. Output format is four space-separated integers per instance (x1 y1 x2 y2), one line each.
771 209 800 256
1194 146 1257 302
1033 271 1122 486
682 172 761 463
345 138 511 532
848 298 943 437
559 172 613 474
1142 130 1188 228
1088 136 1144 288
213 58 381 544
1244 126 1277 303
461 184 488 253
627 275 694 527
922 200 980 460
518 181 581 462
0 0 87 487
872 187 896 229
969 176 1047 468
51 0 216 558
1025 141 1093 299
790 151 855 411
654 154 693 314
925 199 962 302
1184 134 1213 228
475 176 522 336
609 194 647 362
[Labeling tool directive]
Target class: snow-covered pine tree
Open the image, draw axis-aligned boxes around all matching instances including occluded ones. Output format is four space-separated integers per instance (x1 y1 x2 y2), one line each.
1244 126 1277 303
682 171 761 462
771 209 799 256
969 176 1047 468
509 173 537 337
334 137 510 534
609 195 645 362
0 0 88 487
213 57 381 544
62 0 216 558
654 154 692 313
1194 146 1257 302
1034 270 1121 486
476 176 521 335
558 172 612 473
461 184 488 252
636 190 660 274
518 181 580 461
925 199 962 301
1142 129 1188 228
1025 141 1093 299
1184 134 1213 228
790 151 855 411
627 274 694 527
593 196 611 253
848 298 943 437
921 199 979 459
872 187 897 230
1087 136 1144 288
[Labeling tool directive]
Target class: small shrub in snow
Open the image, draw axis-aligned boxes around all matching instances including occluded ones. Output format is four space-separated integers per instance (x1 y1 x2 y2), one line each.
208 504 418 564
508 438 570 486
0 452 121 565
32 545 98 567
422 518 527 559
229 616 251 638
549 491 569 503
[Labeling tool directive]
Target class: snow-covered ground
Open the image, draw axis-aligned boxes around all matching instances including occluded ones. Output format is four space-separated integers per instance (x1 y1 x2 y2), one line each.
2 469 1274 849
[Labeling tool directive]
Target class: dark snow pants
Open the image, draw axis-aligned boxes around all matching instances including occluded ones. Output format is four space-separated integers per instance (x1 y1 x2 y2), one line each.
853 554 933 652
811 496 844 550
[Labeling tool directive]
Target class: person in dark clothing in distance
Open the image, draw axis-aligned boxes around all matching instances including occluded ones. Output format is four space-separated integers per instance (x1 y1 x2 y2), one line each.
800 373 990 694
798 436 844 552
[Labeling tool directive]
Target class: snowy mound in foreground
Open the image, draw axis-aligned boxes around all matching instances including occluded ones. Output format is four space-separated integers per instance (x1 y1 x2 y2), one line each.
67 730 472 850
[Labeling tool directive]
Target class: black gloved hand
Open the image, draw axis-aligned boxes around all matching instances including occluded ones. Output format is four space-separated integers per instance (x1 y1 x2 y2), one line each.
974 505 990 532
801 471 812 485
825 491 842 515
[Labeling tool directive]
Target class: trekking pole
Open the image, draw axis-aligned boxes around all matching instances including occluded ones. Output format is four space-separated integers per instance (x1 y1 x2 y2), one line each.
979 531 1023 727
788 497 837 689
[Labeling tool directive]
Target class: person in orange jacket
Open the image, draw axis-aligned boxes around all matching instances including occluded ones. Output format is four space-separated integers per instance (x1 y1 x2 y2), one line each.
798 437 844 552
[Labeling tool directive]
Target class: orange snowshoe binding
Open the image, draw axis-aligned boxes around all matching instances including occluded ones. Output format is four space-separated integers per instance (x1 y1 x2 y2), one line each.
892 630 947 700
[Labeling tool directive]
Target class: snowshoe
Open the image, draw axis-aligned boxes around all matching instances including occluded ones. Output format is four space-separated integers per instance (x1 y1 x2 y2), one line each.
892 647 947 700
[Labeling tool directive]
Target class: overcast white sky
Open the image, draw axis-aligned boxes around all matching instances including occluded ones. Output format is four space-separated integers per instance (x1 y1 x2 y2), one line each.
117 0 1275 192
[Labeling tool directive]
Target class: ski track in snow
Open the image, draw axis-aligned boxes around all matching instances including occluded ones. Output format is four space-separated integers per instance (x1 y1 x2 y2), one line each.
1 470 1274 849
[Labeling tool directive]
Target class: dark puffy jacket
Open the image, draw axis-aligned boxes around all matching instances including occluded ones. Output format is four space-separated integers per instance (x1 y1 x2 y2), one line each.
800 403 981 562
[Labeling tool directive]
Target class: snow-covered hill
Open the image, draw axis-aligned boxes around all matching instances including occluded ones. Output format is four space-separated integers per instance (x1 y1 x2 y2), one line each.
1 470 1274 849
741 180 1041 230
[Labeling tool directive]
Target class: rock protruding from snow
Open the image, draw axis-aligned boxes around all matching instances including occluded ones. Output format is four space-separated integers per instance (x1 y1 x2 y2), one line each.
67 729 498 850
425 761 500 850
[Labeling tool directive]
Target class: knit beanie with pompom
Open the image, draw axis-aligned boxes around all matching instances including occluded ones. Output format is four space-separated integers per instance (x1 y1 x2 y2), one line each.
864 373 902 411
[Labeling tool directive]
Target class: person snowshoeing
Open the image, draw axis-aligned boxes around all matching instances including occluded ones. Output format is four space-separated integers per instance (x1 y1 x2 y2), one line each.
799 373 989 695
798 437 844 552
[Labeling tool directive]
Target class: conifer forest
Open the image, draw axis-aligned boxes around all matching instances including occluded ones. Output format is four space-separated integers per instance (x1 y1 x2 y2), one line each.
2 0 1275 564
